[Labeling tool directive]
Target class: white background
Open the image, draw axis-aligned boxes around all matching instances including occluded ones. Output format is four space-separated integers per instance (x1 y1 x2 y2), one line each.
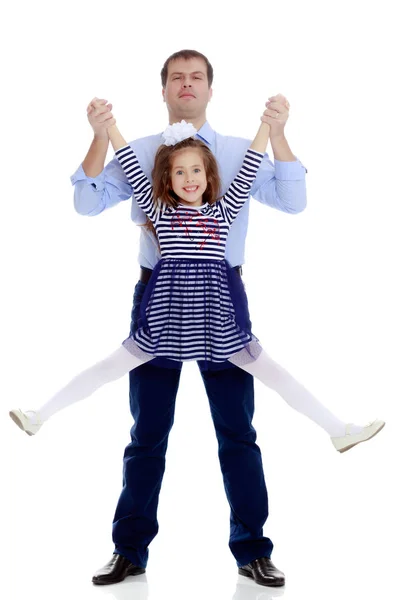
2 1 399 599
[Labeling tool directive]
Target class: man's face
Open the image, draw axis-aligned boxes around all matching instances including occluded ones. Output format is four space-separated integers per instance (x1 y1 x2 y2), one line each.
162 57 212 120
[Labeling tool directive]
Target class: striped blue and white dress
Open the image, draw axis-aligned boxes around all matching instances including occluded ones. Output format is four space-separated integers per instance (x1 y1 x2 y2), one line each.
115 145 264 363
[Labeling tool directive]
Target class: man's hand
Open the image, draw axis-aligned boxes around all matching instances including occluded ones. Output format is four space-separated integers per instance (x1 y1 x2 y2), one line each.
261 94 290 138
87 97 116 139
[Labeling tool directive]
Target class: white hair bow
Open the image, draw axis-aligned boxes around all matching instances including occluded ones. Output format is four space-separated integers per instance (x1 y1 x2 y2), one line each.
162 120 197 146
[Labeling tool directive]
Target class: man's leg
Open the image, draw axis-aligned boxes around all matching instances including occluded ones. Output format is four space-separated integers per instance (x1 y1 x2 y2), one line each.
112 362 181 567
93 279 182 584
200 365 273 567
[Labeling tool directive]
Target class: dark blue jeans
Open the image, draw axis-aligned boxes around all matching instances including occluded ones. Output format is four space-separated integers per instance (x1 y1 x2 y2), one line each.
112 280 273 568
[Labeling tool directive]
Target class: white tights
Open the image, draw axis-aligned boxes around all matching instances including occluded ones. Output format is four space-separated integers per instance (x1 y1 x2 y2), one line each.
36 347 152 422
229 349 353 437
29 345 356 438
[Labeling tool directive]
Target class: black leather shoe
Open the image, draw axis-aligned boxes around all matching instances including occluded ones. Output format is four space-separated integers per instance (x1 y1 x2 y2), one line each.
238 557 285 587
92 554 146 585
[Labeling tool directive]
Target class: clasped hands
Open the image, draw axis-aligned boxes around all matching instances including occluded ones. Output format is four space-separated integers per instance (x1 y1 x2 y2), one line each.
87 93 290 139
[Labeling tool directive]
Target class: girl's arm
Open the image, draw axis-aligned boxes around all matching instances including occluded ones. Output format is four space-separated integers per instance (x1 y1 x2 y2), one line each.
108 124 129 152
108 124 157 223
218 119 270 226
250 121 271 154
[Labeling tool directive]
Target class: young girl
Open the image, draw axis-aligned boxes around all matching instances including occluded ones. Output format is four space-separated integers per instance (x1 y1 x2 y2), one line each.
9 114 384 453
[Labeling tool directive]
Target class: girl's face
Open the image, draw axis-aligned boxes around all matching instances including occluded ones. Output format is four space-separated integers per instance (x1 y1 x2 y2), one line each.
170 149 207 207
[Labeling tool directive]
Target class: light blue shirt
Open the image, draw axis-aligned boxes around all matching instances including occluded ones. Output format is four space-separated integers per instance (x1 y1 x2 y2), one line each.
71 121 307 269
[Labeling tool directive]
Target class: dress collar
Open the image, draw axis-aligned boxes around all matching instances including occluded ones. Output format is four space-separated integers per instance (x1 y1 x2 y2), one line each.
177 203 210 214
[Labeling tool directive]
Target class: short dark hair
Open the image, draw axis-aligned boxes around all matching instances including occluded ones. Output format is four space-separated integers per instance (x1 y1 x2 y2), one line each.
161 50 214 88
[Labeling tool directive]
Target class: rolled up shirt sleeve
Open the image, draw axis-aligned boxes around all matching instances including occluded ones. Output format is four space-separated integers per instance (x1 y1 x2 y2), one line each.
251 154 308 214
71 156 133 216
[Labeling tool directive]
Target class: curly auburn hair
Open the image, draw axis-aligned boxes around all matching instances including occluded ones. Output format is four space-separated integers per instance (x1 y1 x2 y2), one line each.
142 138 221 238
153 138 221 208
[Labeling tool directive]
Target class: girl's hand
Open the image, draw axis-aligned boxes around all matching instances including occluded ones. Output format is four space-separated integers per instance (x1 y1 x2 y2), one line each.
87 97 116 139
261 94 290 138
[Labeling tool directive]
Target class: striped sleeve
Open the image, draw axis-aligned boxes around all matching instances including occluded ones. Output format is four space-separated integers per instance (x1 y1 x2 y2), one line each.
115 145 157 223
218 148 264 226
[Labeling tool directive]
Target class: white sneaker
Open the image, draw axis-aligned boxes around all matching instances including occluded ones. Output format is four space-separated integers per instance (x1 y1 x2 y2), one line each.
331 419 385 453
9 409 42 436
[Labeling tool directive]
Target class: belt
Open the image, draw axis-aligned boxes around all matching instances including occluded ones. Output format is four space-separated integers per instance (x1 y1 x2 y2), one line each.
139 264 243 284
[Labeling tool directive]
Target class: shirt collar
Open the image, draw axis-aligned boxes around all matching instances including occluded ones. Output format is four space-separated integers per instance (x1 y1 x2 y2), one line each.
195 121 215 147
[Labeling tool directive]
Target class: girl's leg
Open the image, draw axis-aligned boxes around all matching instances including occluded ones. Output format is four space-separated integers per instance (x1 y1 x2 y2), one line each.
17 346 153 427
228 349 361 437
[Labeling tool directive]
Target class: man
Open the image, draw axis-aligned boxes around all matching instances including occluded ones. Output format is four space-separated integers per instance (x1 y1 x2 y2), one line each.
71 49 307 588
